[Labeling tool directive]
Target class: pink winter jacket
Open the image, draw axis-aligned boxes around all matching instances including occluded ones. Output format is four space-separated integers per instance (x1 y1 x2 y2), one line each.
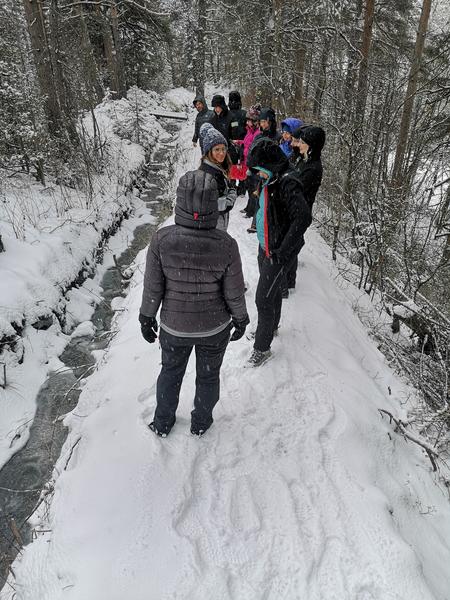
235 124 260 163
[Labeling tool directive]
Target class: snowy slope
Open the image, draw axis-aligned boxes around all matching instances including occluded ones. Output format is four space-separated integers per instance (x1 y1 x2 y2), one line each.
3 116 450 600
0 87 188 469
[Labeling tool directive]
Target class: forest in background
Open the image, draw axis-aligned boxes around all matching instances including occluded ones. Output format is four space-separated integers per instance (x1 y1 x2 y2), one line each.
0 0 449 458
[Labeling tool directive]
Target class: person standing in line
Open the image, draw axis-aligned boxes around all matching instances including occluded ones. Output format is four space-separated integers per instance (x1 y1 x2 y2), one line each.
228 90 248 196
257 107 281 142
235 105 261 218
246 107 281 233
245 137 312 367
209 94 233 141
282 124 325 294
192 95 213 148
198 122 237 231
139 170 249 437
228 90 247 142
279 117 303 158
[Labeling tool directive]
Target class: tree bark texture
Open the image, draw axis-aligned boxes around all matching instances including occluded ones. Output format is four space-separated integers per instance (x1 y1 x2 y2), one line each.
390 0 432 191
193 0 206 96
22 0 62 133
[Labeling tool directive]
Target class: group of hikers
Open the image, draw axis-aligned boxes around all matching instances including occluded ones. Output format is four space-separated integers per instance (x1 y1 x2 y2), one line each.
138 90 326 438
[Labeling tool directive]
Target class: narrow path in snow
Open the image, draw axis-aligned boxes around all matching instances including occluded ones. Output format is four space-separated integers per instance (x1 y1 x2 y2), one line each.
3 115 450 600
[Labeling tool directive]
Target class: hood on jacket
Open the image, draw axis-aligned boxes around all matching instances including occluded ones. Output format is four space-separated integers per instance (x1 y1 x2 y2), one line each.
193 95 208 109
175 170 219 230
211 94 228 114
247 137 289 175
228 90 242 110
281 117 303 134
259 107 276 123
292 125 326 158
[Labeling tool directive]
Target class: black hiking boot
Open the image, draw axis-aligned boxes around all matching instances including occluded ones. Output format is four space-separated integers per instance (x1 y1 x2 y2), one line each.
245 349 272 368
149 421 172 438
190 423 210 437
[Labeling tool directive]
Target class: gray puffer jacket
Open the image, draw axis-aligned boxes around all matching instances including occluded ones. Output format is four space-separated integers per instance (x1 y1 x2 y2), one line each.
140 170 248 337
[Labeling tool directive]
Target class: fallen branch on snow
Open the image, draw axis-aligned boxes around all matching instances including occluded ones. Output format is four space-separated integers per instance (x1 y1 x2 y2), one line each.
379 408 439 471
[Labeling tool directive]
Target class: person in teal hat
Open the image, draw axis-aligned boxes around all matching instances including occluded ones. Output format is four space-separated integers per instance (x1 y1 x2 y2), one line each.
245 137 312 367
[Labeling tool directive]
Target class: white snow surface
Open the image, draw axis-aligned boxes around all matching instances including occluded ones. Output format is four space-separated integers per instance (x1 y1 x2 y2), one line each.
0 86 190 468
3 103 450 600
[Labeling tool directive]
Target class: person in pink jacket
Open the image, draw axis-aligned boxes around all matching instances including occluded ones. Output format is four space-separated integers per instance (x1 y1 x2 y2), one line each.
235 105 261 218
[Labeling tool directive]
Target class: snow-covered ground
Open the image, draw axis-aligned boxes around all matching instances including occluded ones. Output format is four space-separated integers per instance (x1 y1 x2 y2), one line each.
2 112 450 599
0 87 191 469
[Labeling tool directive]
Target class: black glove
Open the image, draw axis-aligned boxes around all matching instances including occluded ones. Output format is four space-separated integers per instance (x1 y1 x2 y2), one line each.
139 313 158 344
230 315 250 342
270 248 285 265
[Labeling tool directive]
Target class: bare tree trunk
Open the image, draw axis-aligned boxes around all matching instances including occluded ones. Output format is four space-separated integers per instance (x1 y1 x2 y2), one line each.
313 38 330 119
76 3 104 104
272 0 283 113
101 2 126 99
48 0 80 143
259 11 274 106
355 0 375 127
294 42 306 114
193 0 206 96
390 0 432 191
22 0 62 134
110 1 126 98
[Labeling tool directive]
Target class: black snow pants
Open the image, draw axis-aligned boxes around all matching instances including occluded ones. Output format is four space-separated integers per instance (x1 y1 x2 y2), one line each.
254 247 285 352
281 236 305 294
244 174 259 217
154 326 230 433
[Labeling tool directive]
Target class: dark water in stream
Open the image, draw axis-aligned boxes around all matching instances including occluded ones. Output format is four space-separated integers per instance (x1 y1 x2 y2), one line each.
0 125 179 587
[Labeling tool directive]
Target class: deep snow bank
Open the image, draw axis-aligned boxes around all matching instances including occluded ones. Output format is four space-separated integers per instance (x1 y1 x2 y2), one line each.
0 87 191 467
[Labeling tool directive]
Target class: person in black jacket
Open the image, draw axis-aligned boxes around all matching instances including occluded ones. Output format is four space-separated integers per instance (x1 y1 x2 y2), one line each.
228 91 247 141
228 90 248 195
192 95 213 147
139 170 249 437
210 94 239 164
245 138 312 367
210 94 232 140
282 125 325 292
256 107 281 143
246 107 282 234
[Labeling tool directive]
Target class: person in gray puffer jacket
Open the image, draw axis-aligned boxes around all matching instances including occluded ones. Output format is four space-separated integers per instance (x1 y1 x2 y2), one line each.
139 169 249 438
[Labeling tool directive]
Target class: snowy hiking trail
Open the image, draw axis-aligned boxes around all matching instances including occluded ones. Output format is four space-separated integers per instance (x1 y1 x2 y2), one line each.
3 120 450 600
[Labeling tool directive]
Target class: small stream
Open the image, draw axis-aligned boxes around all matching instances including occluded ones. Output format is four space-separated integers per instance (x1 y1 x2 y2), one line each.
0 126 179 587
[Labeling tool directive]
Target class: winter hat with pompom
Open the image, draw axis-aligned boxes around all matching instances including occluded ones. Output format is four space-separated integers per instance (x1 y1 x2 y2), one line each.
246 104 261 121
199 123 228 156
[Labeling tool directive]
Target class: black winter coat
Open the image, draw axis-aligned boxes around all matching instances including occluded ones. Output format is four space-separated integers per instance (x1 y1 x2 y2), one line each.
265 169 312 262
192 96 213 144
229 108 247 140
292 155 323 208
140 171 247 335
209 109 233 141
248 138 312 263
